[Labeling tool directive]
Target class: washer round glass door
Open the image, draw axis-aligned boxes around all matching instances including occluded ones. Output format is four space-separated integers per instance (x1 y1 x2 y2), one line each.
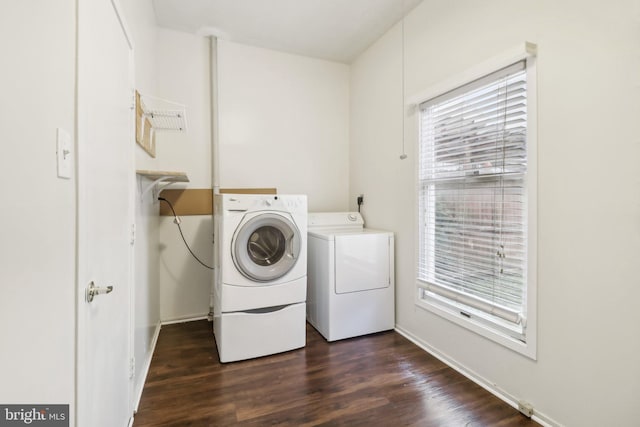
231 212 301 282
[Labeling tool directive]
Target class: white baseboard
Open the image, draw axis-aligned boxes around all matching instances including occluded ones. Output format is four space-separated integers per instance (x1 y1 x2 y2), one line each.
161 314 209 326
394 325 560 427
133 321 161 413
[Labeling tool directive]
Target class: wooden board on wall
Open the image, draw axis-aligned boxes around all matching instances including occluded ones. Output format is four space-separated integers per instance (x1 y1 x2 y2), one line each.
135 90 156 158
158 188 278 216
219 188 277 195
159 189 213 216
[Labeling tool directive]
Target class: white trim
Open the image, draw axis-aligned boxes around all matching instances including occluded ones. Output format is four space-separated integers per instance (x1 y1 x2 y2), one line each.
394 325 560 427
109 0 134 50
133 322 161 413
415 297 532 357
113 0 137 418
406 42 537 107
161 315 210 325
524 52 538 361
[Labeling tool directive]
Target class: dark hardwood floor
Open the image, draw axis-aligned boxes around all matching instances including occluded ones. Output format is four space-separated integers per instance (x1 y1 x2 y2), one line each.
134 321 539 427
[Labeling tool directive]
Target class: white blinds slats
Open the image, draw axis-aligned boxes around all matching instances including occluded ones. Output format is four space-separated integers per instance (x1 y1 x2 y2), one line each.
418 60 528 328
429 87 526 128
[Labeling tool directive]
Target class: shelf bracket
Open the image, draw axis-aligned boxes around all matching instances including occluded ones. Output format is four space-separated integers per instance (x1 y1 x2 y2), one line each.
136 170 190 202
142 176 172 201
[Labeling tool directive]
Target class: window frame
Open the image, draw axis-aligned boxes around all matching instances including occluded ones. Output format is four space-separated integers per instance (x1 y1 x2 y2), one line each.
411 43 538 359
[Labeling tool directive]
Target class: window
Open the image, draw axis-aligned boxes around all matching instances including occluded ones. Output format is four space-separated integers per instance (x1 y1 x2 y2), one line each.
416 55 536 357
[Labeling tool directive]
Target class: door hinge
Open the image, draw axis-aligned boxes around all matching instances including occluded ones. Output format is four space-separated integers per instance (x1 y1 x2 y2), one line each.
129 357 135 380
130 223 136 245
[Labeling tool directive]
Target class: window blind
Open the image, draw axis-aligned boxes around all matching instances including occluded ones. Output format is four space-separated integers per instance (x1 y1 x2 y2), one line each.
418 61 528 332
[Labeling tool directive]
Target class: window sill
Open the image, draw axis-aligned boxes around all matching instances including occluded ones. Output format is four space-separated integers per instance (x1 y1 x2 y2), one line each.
415 295 537 360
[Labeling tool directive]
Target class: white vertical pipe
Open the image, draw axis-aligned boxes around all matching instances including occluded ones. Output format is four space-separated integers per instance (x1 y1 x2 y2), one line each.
209 36 219 320
210 36 220 194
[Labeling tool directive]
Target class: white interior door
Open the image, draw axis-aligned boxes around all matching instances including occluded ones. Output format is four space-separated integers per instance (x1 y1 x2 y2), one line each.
77 0 134 426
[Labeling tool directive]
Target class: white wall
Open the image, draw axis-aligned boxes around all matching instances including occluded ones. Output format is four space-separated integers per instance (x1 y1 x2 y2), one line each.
118 0 163 405
121 3 213 355
159 215 213 321
152 30 212 186
349 25 405 229
350 1 640 426
132 177 160 401
148 33 351 322
0 0 77 419
217 40 351 212
155 29 213 322
116 0 215 396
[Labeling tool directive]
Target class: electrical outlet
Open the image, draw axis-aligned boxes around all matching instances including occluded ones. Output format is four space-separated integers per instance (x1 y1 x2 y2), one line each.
357 194 364 206
518 400 534 418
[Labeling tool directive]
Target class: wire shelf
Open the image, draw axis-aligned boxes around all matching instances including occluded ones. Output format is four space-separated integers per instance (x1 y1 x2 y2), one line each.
135 91 188 158
139 95 187 132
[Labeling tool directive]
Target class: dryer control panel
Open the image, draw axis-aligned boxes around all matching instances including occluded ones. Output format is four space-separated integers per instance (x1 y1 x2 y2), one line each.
308 212 364 230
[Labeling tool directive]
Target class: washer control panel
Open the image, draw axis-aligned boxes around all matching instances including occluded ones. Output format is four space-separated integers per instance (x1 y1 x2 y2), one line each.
223 194 307 214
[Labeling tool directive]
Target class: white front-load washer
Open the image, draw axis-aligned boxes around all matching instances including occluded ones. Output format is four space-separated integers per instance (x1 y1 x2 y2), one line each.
213 193 307 362
307 212 395 342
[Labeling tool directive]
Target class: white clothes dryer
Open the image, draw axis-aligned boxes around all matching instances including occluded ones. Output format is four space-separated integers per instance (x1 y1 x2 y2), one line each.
213 194 307 362
307 212 394 342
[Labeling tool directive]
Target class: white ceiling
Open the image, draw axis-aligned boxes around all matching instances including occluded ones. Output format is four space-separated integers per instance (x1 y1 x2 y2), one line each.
152 0 422 63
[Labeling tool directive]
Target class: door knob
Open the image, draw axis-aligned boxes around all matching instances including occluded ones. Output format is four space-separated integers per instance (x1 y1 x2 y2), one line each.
86 281 114 303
